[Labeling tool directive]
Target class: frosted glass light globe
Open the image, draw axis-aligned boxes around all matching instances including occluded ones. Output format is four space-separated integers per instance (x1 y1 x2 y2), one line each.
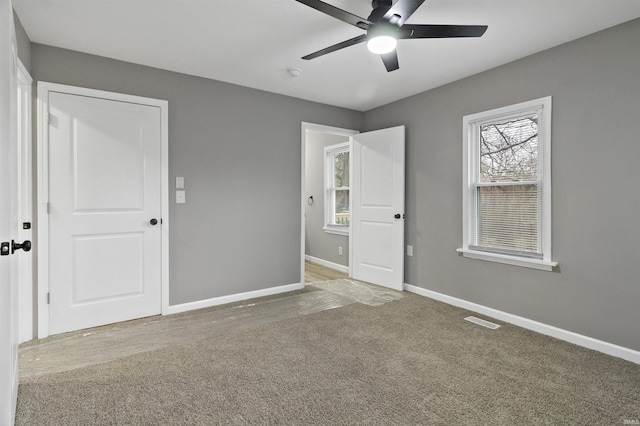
367 35 397 54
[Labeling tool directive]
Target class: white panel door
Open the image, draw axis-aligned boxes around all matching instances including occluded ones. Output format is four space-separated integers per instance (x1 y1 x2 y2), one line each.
48 92 162 335
351 126 405 291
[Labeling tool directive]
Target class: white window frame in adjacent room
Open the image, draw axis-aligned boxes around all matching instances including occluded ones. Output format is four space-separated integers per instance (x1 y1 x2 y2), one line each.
457 96 558 271
323 141 351 236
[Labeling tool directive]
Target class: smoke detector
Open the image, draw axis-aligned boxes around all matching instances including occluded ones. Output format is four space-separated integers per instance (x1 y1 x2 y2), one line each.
287 68 302 78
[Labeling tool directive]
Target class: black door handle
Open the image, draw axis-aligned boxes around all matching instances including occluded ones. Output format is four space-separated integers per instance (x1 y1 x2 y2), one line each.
150 218 158 226
12 240 31 254
394 214 401 219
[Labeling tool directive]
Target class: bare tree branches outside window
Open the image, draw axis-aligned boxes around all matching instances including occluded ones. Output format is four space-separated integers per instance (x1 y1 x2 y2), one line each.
480 115 538 182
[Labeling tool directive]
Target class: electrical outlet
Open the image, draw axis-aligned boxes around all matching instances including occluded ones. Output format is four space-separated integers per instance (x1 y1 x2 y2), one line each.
338 246 343 256
407 245 413 256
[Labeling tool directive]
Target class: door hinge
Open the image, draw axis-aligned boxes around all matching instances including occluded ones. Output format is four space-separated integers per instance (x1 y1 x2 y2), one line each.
47 292 50 304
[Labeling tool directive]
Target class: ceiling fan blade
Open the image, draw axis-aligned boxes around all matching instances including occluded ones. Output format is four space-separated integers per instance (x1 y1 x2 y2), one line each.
380 50 399 72
302 34 368 60
295 0 371 30
384 0 426 26
399 24 488 39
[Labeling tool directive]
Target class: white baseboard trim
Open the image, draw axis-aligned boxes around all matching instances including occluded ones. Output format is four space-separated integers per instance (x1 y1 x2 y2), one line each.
404 284 640 365
165 282 304 315
305 255 349 273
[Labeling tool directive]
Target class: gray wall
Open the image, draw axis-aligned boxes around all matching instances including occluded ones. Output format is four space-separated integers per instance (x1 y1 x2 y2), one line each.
363 18 640 351
13 11 30 71
305 130 350 267
25 17 640 351
30 44 363 305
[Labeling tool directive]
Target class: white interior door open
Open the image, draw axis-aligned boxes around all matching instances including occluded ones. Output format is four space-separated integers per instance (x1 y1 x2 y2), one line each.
48 91 163 335
351 126 405 291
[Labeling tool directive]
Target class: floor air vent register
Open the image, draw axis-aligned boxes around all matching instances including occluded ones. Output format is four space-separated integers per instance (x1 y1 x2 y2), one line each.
464 316 501 330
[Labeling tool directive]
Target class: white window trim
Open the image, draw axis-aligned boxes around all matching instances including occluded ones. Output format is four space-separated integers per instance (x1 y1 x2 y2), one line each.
323 226 349 236
458 96 558 271
323 141 351 236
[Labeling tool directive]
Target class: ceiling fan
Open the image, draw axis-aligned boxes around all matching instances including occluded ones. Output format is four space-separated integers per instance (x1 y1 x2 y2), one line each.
295 0 488 72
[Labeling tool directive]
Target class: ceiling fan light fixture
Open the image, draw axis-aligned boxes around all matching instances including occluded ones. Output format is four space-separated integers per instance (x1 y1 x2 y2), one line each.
367 35 397 54
296 0 488 72
366 22 398 55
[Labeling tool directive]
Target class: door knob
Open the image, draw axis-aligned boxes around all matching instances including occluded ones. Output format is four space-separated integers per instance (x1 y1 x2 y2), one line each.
149 218 158 226
12 240 31 254
394 214 401 219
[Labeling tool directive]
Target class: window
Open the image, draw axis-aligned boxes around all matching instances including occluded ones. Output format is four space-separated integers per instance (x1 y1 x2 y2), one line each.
458 97 557 270
324 142 350 235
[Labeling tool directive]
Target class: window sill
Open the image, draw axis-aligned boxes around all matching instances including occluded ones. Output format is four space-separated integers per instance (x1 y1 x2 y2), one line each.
456 248 558 271
323 226 349 236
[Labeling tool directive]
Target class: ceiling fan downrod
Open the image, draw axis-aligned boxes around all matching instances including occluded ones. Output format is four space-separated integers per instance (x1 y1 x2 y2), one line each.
369 0 394 22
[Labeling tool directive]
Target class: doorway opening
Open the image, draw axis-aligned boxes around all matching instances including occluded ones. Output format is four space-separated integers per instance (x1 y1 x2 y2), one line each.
300 123 358 286
301 123 406 291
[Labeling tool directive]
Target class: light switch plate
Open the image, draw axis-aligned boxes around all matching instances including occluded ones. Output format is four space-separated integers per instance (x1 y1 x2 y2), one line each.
176 190 186 204
176 176 184 189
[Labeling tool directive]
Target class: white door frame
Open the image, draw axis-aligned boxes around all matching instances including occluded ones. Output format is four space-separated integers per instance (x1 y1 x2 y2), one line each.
17 59 33 343
1 8 20 422
37 82 170 338
300 122 359 285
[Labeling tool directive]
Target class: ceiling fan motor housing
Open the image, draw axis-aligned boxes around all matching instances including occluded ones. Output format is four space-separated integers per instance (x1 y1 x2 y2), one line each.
368 22 400 39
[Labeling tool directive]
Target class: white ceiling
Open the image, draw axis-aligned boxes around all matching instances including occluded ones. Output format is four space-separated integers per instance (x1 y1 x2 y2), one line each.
13 0 640 111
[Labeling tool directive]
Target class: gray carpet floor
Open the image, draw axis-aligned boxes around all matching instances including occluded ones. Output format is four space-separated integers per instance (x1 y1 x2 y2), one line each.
16 292 640 425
